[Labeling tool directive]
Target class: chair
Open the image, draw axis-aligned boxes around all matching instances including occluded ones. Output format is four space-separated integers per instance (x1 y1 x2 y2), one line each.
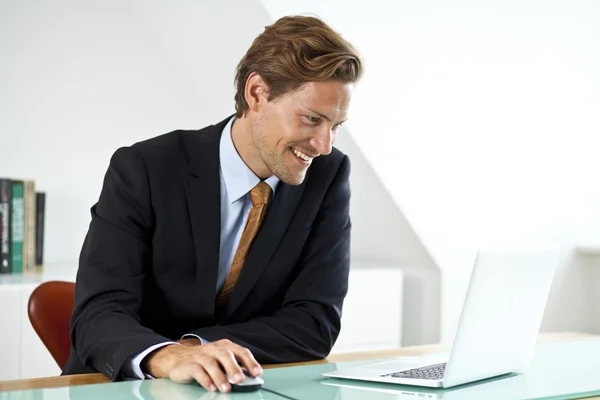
28 280 76 370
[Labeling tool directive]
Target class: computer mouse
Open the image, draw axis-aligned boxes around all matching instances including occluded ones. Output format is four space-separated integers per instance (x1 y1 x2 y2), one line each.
227 369 264 392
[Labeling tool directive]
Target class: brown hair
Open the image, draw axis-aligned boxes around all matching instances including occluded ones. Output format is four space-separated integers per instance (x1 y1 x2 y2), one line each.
234 15 363 118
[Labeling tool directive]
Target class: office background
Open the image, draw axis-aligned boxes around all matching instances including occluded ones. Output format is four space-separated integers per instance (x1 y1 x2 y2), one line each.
1 0 599 381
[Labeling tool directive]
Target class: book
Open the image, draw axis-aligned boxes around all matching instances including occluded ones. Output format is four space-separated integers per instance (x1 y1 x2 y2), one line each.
23 180 36 273
11 181 24 274
35 192 45 267
0 179 12 273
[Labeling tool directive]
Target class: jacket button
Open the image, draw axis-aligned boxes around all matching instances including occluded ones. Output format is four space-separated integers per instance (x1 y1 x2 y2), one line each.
105 362 114 377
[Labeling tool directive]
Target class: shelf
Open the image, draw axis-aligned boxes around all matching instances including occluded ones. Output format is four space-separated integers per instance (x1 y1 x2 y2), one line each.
0 262 78 286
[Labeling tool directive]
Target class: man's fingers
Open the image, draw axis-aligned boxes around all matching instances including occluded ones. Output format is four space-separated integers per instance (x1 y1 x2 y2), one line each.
169 363 209 387
189 365 217 392
201 357 231 393
231 346 262 376
157 342 260 392
216 350 245 383
213 339 262 376
163 340 259 393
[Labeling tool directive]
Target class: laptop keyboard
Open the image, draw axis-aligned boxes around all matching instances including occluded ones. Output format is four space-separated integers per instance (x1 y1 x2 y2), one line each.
381 362 447 380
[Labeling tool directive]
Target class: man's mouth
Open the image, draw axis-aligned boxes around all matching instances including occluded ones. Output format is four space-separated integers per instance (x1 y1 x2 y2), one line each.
291 148 316 163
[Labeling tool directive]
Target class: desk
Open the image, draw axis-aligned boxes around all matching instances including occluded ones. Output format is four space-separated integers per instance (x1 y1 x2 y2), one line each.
1 332 599 399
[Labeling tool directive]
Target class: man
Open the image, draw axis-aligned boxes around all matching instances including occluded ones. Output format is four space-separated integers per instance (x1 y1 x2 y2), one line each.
64 15 363 393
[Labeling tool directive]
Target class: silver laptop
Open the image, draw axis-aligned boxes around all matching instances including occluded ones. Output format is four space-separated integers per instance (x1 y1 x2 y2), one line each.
321 372 528 399
322 249 560 389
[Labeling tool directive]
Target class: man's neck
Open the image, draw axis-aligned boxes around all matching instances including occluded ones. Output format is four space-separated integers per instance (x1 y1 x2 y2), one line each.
231 116 271 179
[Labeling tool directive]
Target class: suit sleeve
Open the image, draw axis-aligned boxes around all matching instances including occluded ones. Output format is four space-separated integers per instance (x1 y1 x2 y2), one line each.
189 155 351 363
70 147 172 381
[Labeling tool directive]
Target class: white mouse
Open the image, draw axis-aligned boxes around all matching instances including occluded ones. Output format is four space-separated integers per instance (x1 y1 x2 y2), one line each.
226 368 264 392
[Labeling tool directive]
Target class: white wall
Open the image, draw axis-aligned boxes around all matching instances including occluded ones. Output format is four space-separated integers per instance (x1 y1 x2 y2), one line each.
585 253 600 334
0 0 271 264
3 0 599 355
541 251 593 333
0 0 412 361
335 132 441 346
261 0 600 342
0 0 413 275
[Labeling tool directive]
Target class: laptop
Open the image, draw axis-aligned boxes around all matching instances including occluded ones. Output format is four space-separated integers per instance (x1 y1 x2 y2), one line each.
322 249 560 389
321 371 528 399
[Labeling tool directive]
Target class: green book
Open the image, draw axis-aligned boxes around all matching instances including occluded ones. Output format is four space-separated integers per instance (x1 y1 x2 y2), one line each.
11 181 24 274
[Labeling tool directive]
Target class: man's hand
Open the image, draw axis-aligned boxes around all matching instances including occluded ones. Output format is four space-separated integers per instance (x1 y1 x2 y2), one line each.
176 338 201 347
142 339 263 393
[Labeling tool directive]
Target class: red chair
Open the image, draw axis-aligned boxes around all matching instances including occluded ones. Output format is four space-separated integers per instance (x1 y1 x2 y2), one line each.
28 280 75 370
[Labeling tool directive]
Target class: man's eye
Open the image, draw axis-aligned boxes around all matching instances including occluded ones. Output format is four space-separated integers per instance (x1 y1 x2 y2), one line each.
305 115 320 123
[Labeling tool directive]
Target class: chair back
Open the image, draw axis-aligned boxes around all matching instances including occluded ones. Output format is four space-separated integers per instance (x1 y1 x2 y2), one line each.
28 280 75 370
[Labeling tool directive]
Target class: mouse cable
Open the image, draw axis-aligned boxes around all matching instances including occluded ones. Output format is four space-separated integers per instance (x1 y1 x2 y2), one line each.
261 386 301 400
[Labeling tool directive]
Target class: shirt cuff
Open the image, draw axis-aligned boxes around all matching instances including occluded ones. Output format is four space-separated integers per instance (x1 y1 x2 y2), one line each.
128 341 178 380
181 333 210 345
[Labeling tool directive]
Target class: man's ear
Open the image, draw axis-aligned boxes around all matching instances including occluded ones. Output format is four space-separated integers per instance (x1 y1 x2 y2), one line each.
245 72 270 113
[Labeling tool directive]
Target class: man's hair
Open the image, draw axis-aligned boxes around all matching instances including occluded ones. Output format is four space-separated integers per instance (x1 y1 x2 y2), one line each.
234 15 363 118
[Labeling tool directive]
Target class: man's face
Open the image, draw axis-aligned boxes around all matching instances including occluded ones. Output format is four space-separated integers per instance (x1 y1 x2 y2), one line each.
252 80 353 185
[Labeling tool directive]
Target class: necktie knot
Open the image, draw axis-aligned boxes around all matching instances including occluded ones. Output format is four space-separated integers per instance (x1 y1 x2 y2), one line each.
250 181 271 206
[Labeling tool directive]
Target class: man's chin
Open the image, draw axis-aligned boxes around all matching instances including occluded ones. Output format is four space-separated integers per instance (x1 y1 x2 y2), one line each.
279 175 305 186
275 168 307 186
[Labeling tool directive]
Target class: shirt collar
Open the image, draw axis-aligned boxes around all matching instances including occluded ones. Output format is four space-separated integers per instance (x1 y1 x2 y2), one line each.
219 116 280 204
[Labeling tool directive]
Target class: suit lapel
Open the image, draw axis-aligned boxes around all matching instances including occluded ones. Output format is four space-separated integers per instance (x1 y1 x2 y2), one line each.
222 181 305 318
184 115 308 320
184 119 229 318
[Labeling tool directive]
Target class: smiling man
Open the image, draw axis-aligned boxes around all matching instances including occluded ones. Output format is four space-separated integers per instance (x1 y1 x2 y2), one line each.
63 15 363 393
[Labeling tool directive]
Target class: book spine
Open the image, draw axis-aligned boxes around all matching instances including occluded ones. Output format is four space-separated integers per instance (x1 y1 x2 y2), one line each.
23 180 36 273
0 179 12 273
35 192 45 267
11 181 24 274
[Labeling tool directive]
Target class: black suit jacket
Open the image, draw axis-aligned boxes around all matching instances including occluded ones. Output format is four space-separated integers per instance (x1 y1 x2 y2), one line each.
63 116 351 380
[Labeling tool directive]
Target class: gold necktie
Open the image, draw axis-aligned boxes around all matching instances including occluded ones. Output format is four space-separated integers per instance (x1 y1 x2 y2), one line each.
216 181 272 305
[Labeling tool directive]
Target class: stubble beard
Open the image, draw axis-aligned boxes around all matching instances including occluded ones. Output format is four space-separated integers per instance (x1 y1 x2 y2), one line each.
252 115 306 186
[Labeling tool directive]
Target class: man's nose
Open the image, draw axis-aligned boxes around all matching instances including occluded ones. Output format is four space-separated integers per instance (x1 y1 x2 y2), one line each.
309 127 333 156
